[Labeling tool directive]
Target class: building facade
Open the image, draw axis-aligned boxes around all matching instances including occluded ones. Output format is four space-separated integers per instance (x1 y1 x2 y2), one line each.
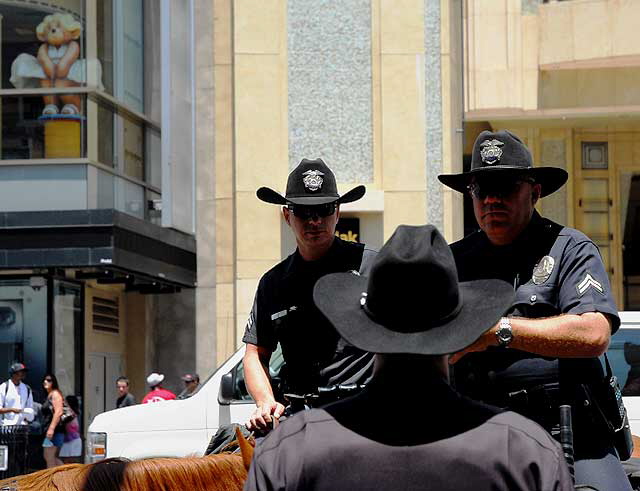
0 0 216 443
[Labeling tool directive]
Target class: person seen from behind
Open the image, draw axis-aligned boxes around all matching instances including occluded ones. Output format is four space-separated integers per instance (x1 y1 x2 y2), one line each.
245 225 573 491
142 373 176 403
116 376 136 408
41 373 65 468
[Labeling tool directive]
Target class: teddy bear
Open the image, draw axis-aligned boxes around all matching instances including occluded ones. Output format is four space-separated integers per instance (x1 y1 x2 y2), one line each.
10 13 86 115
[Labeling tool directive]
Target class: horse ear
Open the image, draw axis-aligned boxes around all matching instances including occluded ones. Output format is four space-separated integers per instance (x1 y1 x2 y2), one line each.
235 426 254 470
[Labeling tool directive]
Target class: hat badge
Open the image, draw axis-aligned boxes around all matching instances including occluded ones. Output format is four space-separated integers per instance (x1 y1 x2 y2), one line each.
302 169 324 192
480 139 504 165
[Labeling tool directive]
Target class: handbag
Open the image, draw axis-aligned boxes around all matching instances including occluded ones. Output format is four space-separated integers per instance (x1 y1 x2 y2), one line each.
57 399 75 428
588 354 634 461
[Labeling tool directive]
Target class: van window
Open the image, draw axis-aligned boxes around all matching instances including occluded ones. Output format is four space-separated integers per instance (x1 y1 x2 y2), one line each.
606 328 640 396
229 345 285 402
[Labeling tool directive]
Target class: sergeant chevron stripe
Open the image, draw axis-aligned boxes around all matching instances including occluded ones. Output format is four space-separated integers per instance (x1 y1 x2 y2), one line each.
576 273 604 297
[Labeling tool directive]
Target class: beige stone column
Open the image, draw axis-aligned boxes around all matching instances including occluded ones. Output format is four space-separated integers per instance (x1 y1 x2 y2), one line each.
233 0 288 346
377 0 427 240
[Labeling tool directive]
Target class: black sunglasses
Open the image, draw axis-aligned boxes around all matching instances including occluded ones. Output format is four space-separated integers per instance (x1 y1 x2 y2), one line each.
467 177 535 200
44 377 52 382
287 202 337 220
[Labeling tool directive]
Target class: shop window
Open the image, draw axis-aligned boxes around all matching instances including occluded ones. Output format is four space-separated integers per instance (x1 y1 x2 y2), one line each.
1 94 86 160
0 279 48 402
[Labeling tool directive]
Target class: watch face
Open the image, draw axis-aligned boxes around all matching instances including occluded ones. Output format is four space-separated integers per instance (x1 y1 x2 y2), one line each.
496 324 512 346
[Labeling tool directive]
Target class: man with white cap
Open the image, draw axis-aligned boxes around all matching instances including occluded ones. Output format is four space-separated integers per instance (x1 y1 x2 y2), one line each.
243 158 376 432
141 372 175 404
245 225 572 491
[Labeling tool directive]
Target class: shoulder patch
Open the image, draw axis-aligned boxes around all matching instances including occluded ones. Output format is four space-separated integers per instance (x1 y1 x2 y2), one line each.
576 273 605 297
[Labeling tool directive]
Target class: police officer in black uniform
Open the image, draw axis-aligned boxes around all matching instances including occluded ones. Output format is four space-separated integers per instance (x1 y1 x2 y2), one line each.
243 158 376 432
438 130 631 490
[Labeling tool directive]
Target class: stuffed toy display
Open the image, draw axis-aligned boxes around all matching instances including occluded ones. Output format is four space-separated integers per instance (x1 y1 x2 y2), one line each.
10 12 102 116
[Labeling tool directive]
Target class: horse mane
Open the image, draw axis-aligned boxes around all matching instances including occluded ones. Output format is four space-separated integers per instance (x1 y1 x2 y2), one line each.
0 463 87 490
121 454 246 491
0 431 255 491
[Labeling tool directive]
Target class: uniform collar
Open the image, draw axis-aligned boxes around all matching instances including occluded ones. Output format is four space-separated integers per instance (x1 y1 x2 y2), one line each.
284 237 345 276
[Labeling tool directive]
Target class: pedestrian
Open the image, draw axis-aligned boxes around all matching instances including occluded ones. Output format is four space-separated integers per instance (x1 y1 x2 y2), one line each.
116 376 136 408
243 158 376 432
141 373 176 403
439 129 631 490
0 362 34 426
60 395 81 463
245 225 573 491
177 373 200 400
41 373 65 468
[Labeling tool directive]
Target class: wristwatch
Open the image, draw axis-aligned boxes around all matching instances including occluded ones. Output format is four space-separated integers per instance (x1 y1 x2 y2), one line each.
495 317 513 347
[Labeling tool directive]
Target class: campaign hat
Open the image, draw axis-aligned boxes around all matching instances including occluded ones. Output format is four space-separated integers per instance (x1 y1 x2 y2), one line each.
313 225 514 355
257 158 365 206
438 130 568 198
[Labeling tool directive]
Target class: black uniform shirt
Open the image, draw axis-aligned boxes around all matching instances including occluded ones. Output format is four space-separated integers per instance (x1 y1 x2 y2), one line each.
245 377 573 491
451 211 619 407
243 237 376 394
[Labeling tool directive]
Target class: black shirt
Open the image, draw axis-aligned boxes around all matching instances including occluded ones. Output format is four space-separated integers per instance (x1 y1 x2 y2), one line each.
243 237 376 395
116 393 135 408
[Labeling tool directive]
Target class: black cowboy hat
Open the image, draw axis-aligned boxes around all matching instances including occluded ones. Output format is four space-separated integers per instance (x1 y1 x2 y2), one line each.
313 224 514 356
257 158 365 206
438 130 568 198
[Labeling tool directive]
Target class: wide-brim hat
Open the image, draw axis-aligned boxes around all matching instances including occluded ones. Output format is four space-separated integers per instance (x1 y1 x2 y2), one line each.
146 372 164 386
438 130 568 198
257 158 365 206
313 225 514 356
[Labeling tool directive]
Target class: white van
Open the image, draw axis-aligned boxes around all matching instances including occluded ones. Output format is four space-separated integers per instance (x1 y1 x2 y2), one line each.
87 312 640 462
86 347 283 461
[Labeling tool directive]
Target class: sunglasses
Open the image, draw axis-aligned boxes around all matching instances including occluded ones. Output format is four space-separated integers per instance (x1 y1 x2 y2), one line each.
287 202 337 220
467 177 535 200
44 377 52 382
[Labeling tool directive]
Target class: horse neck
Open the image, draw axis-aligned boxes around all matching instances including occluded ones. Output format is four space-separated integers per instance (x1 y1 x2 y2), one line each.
123 454 247 491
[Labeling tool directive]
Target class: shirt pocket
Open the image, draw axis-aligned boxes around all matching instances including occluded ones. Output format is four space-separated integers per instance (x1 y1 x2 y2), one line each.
512 281 559 318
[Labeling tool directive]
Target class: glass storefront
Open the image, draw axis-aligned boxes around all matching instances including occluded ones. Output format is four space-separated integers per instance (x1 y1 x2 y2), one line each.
1 0 161 221
621 172 640 310
0 278 48 402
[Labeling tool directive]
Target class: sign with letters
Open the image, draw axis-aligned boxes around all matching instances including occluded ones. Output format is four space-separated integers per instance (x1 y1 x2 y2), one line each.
335 218 360 243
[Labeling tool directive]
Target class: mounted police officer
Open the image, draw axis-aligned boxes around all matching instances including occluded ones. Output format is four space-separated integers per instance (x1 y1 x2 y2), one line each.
439 130 631 490
245 225 573 491
243 158 376 432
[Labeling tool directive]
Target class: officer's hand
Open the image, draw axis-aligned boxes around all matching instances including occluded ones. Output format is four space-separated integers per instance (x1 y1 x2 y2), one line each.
449 325 498 364
246 401 285 432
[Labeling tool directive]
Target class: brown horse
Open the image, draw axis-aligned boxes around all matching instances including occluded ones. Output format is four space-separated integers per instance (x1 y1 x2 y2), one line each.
0 428 254 491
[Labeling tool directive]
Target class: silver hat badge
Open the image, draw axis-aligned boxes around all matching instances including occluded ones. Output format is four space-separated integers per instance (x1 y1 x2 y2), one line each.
302 169 324 191
480 139 504 165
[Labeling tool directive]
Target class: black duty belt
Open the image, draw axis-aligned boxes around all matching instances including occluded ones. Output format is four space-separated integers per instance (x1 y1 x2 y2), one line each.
492 382 561 416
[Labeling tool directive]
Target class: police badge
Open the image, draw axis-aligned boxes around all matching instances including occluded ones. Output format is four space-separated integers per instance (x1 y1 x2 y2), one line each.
302 169 324 191
479 139 504 165
532 256 555 285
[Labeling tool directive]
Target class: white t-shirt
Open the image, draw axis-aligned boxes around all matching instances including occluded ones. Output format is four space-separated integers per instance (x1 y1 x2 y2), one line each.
0 381 33 426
